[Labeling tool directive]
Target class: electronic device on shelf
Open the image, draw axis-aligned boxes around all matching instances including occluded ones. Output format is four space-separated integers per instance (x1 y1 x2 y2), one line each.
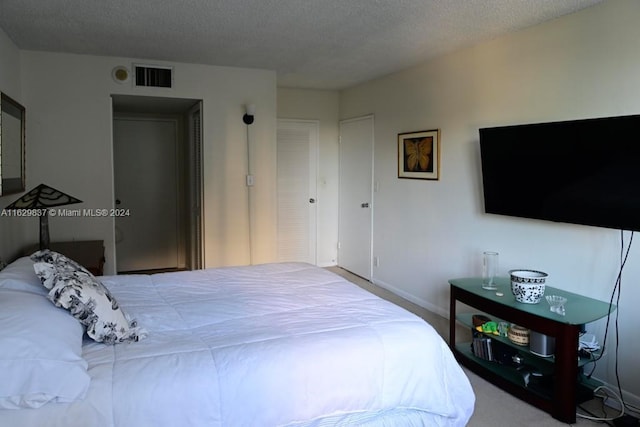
530 331 556 358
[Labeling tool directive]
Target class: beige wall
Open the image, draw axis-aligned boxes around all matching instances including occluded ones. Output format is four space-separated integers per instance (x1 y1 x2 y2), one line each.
277 88 340 266
17 51 277 272
340 0 640 405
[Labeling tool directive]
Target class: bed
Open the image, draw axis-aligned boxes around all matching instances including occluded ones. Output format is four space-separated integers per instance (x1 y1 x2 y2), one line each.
0 254 474 426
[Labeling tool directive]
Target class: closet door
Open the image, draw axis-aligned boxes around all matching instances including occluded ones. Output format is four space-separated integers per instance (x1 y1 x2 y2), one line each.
276 119 318 264
338 115 374 280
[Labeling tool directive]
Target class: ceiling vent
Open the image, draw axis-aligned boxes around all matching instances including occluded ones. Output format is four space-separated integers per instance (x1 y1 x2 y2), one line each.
134 64 173 88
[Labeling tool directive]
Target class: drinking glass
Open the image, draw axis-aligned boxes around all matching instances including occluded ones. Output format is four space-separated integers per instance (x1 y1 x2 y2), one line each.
482 251 499 290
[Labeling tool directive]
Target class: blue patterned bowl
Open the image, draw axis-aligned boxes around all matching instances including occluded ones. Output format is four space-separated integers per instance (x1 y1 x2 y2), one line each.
509 269 548 304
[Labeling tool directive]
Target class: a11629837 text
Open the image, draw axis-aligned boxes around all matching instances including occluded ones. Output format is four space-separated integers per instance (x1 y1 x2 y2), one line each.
0 208 131 217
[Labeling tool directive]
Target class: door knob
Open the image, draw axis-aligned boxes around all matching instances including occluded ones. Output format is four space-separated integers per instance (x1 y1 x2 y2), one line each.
115 199 122 205
309 198 316 203
361 202 369 208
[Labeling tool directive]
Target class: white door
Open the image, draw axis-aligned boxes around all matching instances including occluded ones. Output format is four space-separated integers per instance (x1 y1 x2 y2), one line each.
276 119 318 264
338 115 374 279
113 117 179 272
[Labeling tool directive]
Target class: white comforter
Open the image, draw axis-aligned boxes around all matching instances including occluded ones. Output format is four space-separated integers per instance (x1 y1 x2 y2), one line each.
6 263 474 426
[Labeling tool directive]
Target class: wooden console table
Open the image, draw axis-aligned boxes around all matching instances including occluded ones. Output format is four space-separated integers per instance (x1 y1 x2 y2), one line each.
449 277 614 423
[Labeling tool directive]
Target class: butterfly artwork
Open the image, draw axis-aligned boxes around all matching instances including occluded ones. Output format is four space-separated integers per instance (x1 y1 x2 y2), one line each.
403 137 433 172
398 129 440 180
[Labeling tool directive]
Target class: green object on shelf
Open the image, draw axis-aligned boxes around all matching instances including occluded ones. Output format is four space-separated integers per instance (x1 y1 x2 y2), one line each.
480 321 499 335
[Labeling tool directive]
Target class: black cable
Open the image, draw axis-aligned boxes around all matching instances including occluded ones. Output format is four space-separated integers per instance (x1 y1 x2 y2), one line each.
586 231 633 383
613 231 633 408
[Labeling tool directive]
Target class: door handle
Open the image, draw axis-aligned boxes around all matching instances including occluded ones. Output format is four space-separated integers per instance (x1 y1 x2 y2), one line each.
309 198 316 203
115 199 122 205
361 203 369 208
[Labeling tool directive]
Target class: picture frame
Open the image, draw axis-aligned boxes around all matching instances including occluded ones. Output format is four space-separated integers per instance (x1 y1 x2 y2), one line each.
398 129 440 180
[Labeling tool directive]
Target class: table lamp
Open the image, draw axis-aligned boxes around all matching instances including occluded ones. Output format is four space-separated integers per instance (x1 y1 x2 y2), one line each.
5 183 82 249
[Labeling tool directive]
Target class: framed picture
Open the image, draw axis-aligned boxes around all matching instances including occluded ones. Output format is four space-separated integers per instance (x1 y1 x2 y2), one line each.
398 129 440 180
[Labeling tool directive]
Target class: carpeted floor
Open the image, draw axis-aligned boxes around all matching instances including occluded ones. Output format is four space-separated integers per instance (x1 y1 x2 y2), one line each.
326 267 617 426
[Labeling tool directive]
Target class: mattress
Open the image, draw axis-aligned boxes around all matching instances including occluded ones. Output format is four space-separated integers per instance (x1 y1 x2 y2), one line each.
1 262 474 426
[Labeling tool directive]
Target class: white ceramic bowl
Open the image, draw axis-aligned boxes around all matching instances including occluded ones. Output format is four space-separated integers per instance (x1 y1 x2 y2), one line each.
509 269 548 304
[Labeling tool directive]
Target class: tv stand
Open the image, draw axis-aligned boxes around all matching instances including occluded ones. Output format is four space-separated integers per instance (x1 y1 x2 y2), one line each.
449 277 614 423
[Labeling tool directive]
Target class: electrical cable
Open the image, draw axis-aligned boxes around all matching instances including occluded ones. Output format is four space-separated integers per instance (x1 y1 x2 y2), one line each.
586 231 633 375
580 231 635 422
576 385 624 421
576 402 615 426
613 231 632 411
246 122 253 265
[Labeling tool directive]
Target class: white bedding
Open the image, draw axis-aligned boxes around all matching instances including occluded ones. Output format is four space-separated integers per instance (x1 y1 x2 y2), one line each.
2 262 474 426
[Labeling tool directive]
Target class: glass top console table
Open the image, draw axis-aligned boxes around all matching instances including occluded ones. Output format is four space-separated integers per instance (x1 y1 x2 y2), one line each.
449 277 615 423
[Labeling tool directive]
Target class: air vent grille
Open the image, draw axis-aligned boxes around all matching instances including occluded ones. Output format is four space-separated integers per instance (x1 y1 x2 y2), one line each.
134 65 173 88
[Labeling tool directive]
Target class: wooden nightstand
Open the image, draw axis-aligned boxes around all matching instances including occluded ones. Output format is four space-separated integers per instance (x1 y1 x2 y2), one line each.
23 240 106 276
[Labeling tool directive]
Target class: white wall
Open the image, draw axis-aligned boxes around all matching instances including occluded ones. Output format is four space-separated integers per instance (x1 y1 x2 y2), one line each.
0 28 20 98
18 51 277 273
277 88 340 267
340 0 640 405
0 27 30 262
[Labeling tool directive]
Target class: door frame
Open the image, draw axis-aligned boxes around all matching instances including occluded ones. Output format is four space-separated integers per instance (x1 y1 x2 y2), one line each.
187 102 205 270
111 95 204 272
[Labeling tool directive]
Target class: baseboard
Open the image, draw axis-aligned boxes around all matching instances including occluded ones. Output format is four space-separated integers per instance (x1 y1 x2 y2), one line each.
370 276 450 319
317 261 337 268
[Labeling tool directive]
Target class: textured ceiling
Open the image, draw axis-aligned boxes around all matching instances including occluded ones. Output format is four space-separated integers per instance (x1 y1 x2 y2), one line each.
0 0 603 90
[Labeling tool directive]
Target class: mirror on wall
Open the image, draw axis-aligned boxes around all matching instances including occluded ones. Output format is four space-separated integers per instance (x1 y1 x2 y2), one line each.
1 92 26 196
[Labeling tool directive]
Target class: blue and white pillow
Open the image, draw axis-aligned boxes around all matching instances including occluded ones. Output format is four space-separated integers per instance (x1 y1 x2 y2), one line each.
31 250 146 344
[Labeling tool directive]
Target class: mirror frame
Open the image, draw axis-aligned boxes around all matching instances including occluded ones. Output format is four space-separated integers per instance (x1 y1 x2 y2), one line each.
1 92 26 196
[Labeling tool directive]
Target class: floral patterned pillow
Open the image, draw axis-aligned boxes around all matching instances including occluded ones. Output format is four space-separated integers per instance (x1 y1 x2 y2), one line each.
31 250 146 344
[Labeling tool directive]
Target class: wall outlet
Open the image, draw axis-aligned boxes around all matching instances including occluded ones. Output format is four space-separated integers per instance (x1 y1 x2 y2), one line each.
373 256 379 267
246 174 255 186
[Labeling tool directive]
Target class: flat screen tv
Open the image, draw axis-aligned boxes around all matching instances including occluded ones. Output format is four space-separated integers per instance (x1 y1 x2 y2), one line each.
479 114 640 232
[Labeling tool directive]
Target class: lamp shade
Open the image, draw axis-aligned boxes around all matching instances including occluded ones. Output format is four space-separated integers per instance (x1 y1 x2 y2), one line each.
5 184 82 249
5 184 82 210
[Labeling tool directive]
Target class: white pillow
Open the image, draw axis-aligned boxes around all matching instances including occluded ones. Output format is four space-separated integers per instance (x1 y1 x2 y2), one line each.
0 256 47 295
31 250 146 344
0 289 90 409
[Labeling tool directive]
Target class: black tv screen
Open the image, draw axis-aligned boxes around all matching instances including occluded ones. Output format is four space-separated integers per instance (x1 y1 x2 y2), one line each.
479 114 640 232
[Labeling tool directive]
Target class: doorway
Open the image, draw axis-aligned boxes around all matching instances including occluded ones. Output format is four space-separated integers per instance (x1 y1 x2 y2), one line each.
111 95 203 273
338 115 374 280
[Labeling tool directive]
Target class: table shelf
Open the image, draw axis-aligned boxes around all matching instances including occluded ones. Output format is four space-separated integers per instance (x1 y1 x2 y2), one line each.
456 312 600 367
449 277 614 423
